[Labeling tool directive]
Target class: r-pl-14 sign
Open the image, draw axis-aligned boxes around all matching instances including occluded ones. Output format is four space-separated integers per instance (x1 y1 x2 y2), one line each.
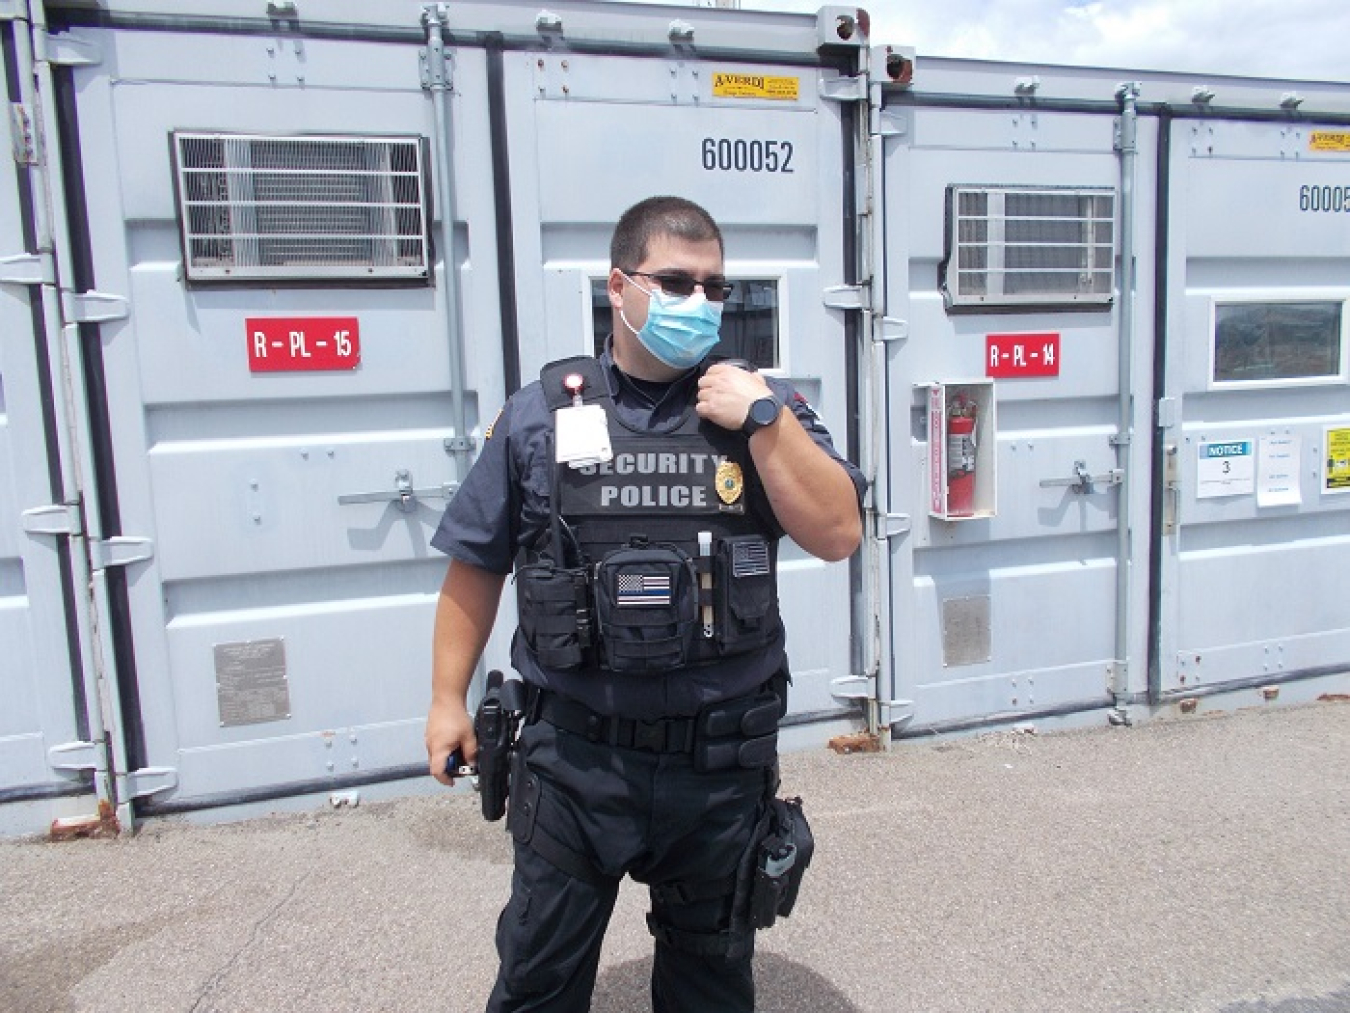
1197 439 1255 498
247 316 360 372
986 332 1059 378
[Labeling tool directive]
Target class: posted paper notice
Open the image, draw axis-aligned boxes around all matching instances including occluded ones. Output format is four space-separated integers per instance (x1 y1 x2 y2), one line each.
1197 440 1255 499
1257 436 1301 507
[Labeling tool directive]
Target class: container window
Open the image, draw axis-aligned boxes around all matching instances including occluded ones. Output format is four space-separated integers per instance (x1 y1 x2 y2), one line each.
1213 299 1347 385
590 278 780 368
942 185 1115 310
173 132 431 283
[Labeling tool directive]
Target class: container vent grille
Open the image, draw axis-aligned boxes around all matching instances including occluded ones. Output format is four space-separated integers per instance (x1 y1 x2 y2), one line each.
174 133 430 283
944 186 1115 309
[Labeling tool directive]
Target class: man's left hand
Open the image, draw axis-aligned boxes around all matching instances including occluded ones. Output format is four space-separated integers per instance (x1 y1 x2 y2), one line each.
696 362 772 431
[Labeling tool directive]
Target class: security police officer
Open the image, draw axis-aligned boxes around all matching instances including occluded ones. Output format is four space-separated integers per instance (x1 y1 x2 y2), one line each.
426 196 864 1013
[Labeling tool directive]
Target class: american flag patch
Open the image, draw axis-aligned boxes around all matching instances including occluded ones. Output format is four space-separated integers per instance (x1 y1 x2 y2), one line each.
732 540 771 578
617 572 672 607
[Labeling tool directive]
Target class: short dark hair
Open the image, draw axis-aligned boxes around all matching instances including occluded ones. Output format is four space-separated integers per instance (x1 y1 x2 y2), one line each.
610 196 723 271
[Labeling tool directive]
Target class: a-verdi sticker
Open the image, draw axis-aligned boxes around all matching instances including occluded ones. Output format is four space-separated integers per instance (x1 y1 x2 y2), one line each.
1309 130 1350 153
711 72 799 101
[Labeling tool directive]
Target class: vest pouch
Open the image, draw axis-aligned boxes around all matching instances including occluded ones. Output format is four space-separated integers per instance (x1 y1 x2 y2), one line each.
714 535 779 655
594 544 698 673
516 563 591 670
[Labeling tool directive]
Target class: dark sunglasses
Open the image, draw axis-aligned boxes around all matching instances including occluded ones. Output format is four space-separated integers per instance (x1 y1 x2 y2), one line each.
627 271 735 303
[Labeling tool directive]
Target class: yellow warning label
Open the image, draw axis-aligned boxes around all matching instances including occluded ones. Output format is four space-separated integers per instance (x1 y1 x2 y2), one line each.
1327 427 1350 492
1310 130 1350 153
711 72 799 101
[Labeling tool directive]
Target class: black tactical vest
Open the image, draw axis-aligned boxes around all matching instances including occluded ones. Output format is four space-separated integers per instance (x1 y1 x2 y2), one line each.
516 356 782 674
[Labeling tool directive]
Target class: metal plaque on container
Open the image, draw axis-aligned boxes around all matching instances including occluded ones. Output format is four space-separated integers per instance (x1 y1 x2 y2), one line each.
942 595 991 668
214 638 292 727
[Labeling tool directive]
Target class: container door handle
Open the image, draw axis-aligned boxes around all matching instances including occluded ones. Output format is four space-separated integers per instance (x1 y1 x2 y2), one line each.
338 470 456 512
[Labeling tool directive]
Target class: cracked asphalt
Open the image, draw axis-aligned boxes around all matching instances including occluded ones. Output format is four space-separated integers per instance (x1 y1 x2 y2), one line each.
2 698 1347 1013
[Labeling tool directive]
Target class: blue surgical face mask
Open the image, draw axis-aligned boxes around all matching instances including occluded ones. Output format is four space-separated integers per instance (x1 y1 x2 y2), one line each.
621 275 723 370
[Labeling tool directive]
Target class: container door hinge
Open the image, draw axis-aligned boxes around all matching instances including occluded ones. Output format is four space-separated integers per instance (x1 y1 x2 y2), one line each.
0 252 47 285
36 30 102 67
90 536 154 570
819 74 867 104
420 5 453 91
876 512 911 541
823 283 867 311
22 502 82 537
122 767 177 800
48 740 99 773
62 290 128 325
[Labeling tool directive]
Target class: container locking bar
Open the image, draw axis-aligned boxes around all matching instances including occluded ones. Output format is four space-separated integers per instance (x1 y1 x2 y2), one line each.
338 469 456 512
1039 460 1123 495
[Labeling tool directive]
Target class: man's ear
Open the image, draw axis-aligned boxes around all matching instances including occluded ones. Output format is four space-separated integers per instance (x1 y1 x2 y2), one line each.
606 268 626 310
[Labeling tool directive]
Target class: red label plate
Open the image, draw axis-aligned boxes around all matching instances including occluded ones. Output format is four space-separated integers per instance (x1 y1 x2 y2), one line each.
247 317 360 372
986 332 1059 378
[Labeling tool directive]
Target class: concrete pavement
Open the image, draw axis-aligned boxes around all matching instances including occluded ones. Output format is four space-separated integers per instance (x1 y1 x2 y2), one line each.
2 698 1347 1013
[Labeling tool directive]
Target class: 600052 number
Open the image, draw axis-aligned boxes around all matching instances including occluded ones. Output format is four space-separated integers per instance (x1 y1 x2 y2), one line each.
1299 185 1350 212
701 138 794 173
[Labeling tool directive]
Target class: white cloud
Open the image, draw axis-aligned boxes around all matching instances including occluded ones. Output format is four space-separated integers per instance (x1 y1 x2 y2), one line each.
733 0 1350 82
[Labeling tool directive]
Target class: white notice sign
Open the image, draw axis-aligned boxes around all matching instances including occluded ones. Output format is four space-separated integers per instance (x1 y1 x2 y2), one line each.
1257 436 1302 507
1197 440 1255 498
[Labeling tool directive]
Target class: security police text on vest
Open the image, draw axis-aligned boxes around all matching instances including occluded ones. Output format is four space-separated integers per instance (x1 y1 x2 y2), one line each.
576 451 725 508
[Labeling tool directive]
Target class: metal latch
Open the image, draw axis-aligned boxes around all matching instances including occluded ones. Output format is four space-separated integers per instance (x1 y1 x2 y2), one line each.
880 698 915 732
22 503 82 537
876 512 911 541
62 290 129 324
1039 460 1123 495
1162 443 1180 534
0 252 46 286
122 767 177 800
90 536 155 570
48 740 99 773
819 74 867 103
822 283 867 311
831 674 872 700
338 469 456 512
874 317 909 343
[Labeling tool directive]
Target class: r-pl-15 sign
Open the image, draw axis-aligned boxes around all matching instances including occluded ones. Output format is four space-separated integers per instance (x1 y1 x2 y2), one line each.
1197 439 1255 498
247 316 360 372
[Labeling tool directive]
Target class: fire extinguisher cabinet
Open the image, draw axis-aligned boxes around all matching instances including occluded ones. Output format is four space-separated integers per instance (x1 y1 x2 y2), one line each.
925 380 997 521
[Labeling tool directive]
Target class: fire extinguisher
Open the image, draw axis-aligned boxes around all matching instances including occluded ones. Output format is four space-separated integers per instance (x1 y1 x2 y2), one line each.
946 394 978 517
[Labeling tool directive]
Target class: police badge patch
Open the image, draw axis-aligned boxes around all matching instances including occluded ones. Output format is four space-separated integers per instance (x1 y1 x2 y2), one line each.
716 460 744 505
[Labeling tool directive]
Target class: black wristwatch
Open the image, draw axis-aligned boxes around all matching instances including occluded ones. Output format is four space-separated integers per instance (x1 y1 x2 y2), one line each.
741 394 783 437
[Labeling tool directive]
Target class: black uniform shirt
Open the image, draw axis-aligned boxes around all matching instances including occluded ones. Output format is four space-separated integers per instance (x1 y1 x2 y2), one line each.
431 342 866 719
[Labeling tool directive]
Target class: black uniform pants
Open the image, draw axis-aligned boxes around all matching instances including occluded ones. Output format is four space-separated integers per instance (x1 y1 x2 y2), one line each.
485 716 769 1013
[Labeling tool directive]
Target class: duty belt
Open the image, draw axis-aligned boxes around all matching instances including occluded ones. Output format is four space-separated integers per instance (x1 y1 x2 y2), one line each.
531 686 782 771
535 690 698 752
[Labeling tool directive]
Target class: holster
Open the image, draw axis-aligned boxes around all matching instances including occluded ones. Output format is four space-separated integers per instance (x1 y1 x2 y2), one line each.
741 795 814 931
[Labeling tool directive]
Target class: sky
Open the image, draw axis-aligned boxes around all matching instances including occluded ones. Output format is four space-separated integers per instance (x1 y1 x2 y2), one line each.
730 0 1350 83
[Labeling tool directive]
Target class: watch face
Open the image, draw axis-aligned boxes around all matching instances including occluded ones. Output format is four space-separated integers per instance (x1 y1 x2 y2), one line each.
751 397 778 426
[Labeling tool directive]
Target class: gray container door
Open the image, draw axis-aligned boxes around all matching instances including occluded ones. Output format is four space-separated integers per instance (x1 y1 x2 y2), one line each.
1155 117 1350 698
878 95 1155 731
493 47 857 720
0 60 85 811
62 22 504 808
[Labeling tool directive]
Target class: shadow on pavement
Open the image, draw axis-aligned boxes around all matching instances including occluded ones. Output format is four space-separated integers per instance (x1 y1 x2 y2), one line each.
591 950 862 1013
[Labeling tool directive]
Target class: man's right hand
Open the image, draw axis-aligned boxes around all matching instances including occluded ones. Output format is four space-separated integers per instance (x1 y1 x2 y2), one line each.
426 699 476 786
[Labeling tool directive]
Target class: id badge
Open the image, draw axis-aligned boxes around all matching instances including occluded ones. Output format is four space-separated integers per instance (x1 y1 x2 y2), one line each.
555 403 613 468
